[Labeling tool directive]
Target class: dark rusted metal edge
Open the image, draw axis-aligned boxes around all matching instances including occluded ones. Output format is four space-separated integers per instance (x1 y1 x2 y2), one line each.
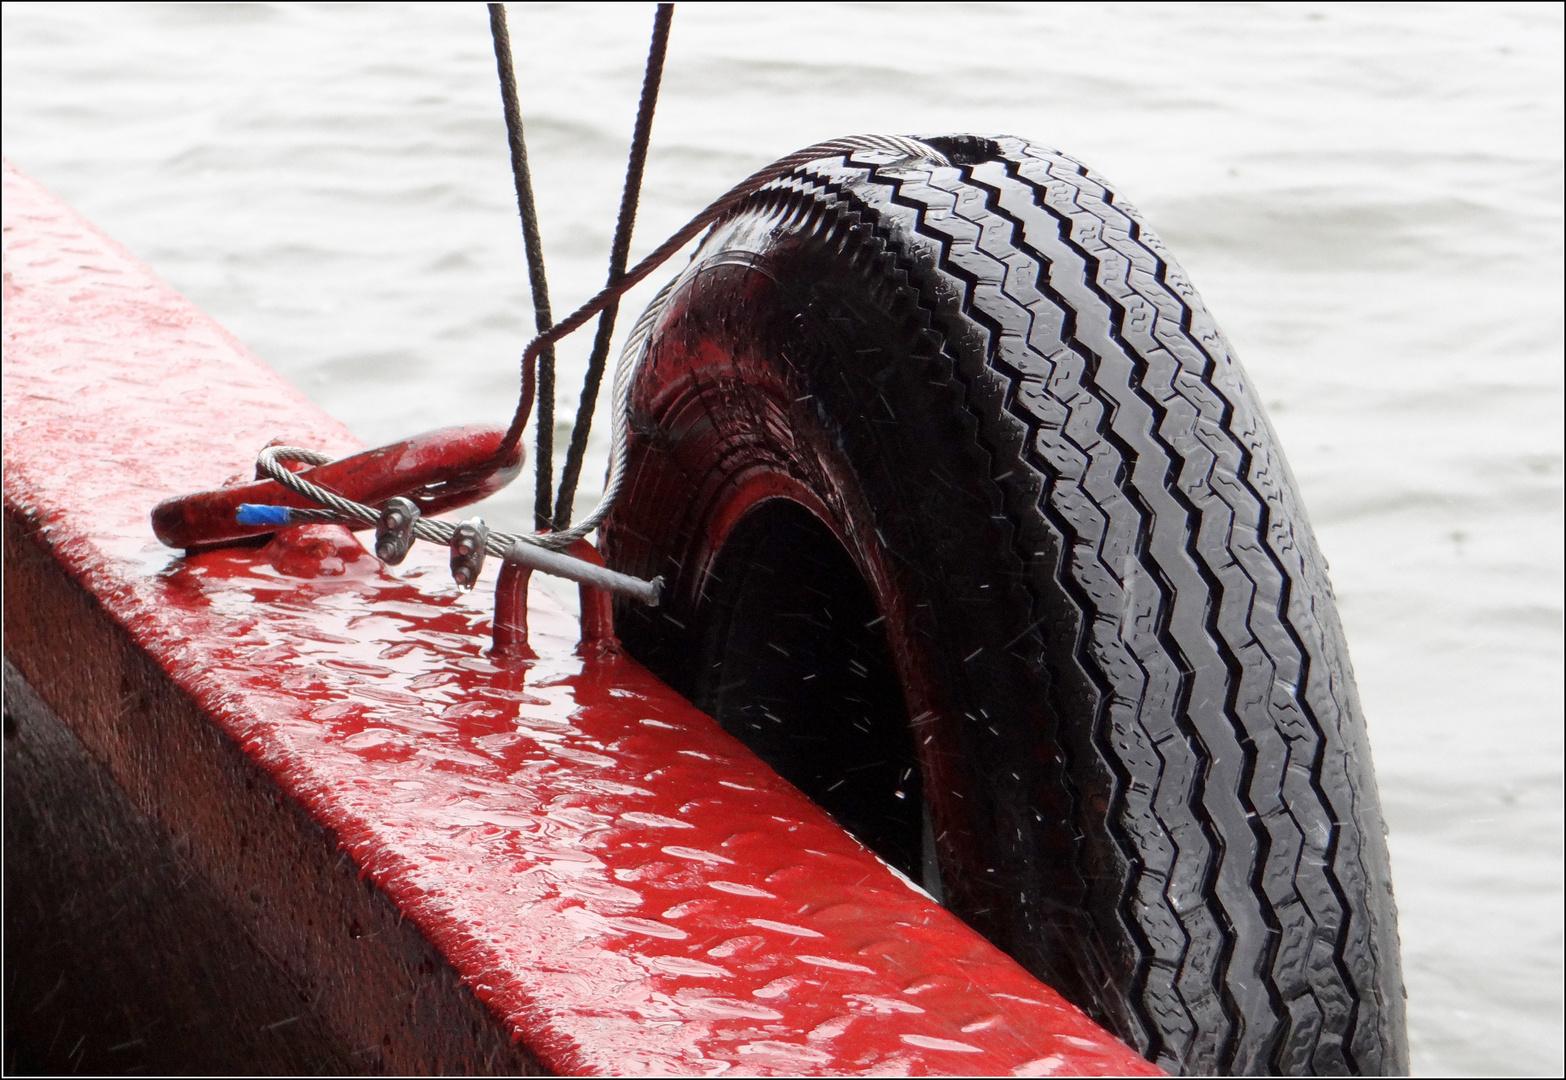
4 511 545 1075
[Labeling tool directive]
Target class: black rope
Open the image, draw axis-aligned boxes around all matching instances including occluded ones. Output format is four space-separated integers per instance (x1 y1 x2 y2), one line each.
552 3 674 530
496 136 943 466
488 2 558 531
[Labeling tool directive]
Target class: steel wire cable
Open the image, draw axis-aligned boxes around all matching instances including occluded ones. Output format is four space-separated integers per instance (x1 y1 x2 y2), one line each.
265 13 948 565
495 133 947 474
255 445 525 560
504 134 948 551
259 134 947 564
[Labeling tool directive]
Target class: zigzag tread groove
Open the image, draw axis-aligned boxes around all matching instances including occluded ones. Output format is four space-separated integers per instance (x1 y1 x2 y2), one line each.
959 151 1298 1070
868 165 1227 1066
617 137 1404 1075
1002 147 1388 1073
848 139 1398 1073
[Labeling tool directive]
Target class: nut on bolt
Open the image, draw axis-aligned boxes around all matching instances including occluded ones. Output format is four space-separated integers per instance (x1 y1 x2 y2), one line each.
450 517 489 589
375 497 420 565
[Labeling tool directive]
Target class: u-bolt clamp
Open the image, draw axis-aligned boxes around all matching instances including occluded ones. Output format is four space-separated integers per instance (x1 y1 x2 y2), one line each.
492 538 661 659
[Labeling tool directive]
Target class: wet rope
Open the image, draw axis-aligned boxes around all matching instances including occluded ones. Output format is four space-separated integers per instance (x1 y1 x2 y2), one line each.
483 4 948 543
254 17 948 564
552 2 674 530
488 2 559 531
263 134 945 558
495 133 948 468
483 5 950 544
493 133 948 550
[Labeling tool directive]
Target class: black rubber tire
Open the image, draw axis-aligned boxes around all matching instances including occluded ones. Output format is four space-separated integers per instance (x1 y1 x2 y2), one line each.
602 135 1407 1076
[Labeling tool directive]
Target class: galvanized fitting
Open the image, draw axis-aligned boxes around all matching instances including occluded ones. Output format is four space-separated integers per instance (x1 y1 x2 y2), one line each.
450 517 489 589
375 496 420 566
503 540 661 606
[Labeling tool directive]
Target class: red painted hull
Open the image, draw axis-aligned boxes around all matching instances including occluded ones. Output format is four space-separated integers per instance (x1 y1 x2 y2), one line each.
1 159 1159 1076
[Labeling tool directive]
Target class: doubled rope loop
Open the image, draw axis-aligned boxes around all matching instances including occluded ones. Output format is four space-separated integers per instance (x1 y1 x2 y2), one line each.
499 133 946 462
497 134 949 546
487 8 945 545
258 138 947 558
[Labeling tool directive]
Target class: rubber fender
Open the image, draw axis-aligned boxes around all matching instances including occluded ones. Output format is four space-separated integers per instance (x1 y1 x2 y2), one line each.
601 134 1408 1077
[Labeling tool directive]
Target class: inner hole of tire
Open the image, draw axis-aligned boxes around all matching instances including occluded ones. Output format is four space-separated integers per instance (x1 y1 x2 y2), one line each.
693 498 924 883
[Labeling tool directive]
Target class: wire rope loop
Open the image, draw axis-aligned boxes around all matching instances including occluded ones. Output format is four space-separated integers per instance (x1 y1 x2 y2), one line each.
255 445 537 558
499 134 948 455
519 135 950 547
255 446 375 524
250 441 659 605
248 140 949 579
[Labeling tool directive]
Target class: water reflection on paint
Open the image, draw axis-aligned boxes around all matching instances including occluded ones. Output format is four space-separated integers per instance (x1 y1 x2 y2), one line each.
134 533 1148 1073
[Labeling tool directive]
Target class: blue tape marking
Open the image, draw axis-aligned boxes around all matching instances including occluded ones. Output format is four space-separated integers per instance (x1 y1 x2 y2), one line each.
236 504 293 527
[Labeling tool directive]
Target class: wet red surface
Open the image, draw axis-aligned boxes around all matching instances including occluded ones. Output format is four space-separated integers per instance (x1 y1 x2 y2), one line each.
1 159 1160 1076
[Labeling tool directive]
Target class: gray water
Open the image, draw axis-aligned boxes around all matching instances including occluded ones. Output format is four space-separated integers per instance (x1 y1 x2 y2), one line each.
3 3 1561 1074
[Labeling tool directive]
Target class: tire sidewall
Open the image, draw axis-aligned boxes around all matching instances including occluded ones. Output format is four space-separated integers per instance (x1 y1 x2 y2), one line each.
604 202 1114 1009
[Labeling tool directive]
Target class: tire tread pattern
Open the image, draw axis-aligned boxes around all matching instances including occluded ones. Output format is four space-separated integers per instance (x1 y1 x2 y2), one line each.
640 136 1406 1075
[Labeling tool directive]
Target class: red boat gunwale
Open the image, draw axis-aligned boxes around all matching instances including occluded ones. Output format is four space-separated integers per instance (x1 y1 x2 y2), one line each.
1 159 1158 1076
